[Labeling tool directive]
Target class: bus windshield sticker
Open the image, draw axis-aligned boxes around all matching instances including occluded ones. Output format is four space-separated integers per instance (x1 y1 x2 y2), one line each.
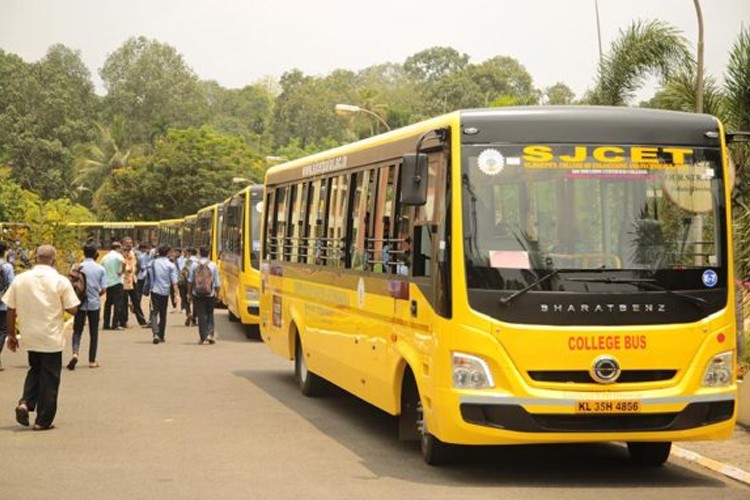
478 149 505 175
702 269 718 288
489 250 530 269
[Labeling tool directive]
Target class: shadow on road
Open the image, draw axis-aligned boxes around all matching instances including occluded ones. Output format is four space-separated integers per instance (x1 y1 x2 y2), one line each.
234 368 729 489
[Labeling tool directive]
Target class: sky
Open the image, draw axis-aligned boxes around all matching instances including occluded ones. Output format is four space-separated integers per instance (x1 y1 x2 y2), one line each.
0 0 748 102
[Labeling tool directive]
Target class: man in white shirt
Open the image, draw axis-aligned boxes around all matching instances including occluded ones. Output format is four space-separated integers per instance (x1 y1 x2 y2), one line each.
3 245 80 430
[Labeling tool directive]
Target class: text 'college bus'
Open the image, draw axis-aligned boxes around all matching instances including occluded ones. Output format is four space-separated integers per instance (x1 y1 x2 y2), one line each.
259 107 738 465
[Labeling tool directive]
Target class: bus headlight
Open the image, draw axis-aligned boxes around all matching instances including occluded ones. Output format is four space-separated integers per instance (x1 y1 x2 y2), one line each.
244 287 259 302
452 352 494 389
701 351 733 387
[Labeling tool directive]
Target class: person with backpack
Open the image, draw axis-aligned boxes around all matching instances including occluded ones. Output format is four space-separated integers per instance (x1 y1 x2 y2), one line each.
0 241 17 372
188 245 220 345
67 243 107 370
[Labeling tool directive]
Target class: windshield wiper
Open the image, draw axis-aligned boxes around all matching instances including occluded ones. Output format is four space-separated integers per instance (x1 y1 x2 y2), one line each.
565 276 709 309
499 268 562 307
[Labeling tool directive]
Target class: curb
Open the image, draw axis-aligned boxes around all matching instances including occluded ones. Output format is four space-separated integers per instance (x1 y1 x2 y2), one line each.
672 445 750 486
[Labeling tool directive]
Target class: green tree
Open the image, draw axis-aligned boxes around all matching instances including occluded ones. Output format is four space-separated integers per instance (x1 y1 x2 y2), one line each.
73 117 136 210
270 69 351 148
544 83 576 105
99 127 264 220
423 55 539 115
0 168 39 222
404 47 469 84
0 45 97 199
646 65 725 118
100 37 207 145
726 27 750 282
588 20 691 105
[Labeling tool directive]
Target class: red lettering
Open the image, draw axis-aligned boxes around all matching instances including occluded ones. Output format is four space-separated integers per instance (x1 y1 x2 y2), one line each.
568 335 633 351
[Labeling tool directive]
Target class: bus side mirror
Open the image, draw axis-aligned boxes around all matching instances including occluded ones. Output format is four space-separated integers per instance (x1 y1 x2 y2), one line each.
401 153 428 206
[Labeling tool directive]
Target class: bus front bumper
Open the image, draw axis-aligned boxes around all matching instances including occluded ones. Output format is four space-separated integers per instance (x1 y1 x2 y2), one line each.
430 390 737 445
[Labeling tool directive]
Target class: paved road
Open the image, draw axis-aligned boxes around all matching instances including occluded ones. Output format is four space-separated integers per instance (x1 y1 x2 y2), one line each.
1 309 749 499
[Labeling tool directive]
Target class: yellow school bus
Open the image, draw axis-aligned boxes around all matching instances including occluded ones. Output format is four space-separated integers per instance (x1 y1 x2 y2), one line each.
259 107 739 465
195 203 220 260
181 214 198 250
75 221 159 250
219 185 264 333
157 218 184 249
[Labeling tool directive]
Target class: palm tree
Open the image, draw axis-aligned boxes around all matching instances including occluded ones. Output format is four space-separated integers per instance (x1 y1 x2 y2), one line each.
650 65 726 119
73 117 134 210
725 27 750 284
589 20 691 106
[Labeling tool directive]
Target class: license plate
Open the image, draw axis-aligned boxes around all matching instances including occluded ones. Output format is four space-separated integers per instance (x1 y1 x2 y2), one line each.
575 400 641 414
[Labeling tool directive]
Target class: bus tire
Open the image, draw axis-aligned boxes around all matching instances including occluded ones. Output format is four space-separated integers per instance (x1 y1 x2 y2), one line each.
626 441 672 466
294 335 325 397
244 324 261 341
400 372 454 465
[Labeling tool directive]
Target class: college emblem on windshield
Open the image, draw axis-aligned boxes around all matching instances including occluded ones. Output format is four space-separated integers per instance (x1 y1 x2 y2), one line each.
477 149 506 176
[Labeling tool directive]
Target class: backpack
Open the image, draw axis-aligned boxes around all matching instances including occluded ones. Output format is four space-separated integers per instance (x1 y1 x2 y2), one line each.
178 259 193 286
193 261 213 297
69 263 88 305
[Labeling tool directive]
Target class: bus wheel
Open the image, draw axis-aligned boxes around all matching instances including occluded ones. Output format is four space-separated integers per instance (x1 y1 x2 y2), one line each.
626 441 672 466
294 335 325 397
401 373 454 465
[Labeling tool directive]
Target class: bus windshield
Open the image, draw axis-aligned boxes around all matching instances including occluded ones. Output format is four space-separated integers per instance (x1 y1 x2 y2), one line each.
462 143 727 292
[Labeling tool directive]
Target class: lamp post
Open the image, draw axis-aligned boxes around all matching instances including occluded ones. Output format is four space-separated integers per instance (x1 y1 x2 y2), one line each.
335 103 391 131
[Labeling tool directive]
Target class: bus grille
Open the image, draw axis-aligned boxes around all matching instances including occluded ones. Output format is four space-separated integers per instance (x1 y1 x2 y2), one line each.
527 370 677 384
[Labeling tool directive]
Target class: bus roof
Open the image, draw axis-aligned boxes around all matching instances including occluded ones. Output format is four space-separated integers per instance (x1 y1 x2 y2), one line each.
459 106 721 147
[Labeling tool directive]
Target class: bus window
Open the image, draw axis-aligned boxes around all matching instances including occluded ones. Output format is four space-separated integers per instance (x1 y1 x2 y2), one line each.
307 179 329 265
275 187 290 261
371 165 397 273
327 175 349 268
348 170 372 271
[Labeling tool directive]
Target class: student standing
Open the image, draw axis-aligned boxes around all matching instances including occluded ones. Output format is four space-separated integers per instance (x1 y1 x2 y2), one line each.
4 245 79 430
121 237 148 327
134 242 152 328
67 243 107 370
101 242 125 330
188 246 220 345
148 245 178 344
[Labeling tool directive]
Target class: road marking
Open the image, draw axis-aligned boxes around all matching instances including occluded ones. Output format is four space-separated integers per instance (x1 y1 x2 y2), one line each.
672 445 750 486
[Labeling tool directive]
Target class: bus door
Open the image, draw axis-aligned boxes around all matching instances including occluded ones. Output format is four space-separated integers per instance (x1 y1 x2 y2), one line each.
393 147 450 407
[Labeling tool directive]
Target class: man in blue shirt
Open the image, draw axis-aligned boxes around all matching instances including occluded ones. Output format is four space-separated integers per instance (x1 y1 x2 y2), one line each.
0 240 16 371
134 242 152 328
148 245 178 344
67 243 107 370
188 246 221 345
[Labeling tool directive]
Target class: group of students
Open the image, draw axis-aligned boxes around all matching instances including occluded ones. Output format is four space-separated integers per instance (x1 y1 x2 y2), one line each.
70 240 221 361
0 239 220 431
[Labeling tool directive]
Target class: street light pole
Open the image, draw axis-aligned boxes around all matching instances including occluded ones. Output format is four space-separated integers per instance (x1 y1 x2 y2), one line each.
335 103 391 131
